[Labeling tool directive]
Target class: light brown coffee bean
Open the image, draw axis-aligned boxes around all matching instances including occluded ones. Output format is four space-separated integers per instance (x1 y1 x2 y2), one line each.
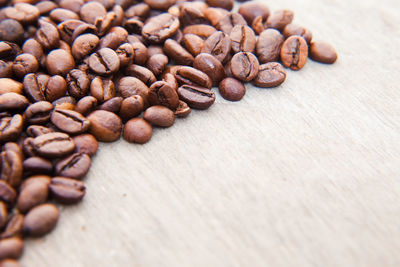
17 176 50 213
23 101 53 125
87 110 122 142
119 95 144 122
0 79 23 95
22 157 53 175
0 115 24 143
267 9 294 32
90 77 115 103
230 52 259 82
22 203 59 237
142 13 180 44
46 49 75 76
256 29 284 64
201 31 231 64
123 118 152 144
0 238 23 260
148 81 179 110
72 134 98 156
124 65 156 87
309 41 337 64
193 53 225 86
74 96 98 116
177 85 215 110
280 36 308 70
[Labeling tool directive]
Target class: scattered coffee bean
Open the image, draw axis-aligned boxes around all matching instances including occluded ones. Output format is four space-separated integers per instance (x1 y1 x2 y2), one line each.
143 105 175 127
123 118 152 144
256 29 284 64
49 177 86 204
88 48 120 76
72 134 98 157
266 9 294 31
230 52 259 82
74 96 98 116
0 151 23 188
90 77 115 103
55 152 91 179
17 176 50 213
32 132 75 158
148 81 179 110
283 23 313 44
309 41 338 64
177 85 215 110
201 31 232 64
163 39 194 66
142 13 180 43
174 66 212 89
219 78 246 101
253 62 286 88
22 203 59 237
87 110 122 142
193 53 225 86
50 109 90 135
280 36 308 70
46 49 75 76
230 25 256 53
174 100 191 118
23 101 53 125
0 237 23 260
22 157 53 176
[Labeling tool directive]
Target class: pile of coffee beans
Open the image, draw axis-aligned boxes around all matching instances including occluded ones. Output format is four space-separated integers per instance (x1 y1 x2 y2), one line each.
0 0 337 264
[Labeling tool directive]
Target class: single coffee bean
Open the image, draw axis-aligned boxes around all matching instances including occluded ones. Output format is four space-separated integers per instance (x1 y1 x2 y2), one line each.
74 96 98 116
52 96 76 110
283 24 313 44
23 101 53 125
163 39 194 66
87 110 122 142
17 176 50 213
182 25 217 39
123 118 152 144
59 0 83 13
280 36 308 70
22 137 36 158
12 53 38 79
46 49 75 76
26 125 53 137
2 143 23 161
174 100 191 118
97 97 123 114
217 13 247 35
124 65 157 87
148 81 179 110
22 157 53 175
0 151 23 188
71 34 99 61
37 1 59 15
174 66 212 89
0 115 24 143
72 134 98 156
0 79 21 95
309 41 338 64
142 13 180 44
49 8 80 23
256 29 284 64
146 54 169 77
88 48 120 76
66 69 90 99
117 77 150 104
145 0 175 11
116 43 134 68
125 3 150 19
119 95 144 122
177 85 215 110
97 26 128 50
90 77 115 103
204 7 229 27
35 19 60 51
218 77 246 101
230 25 256 53
179 5 208 27
0 93 29 113
0 202 7 229
0 62 14 80
22 203 59 237
58 19 85 45
1 214 24 239
253 62 286 88
51 109 90 135
238 2 270 25
3 3 40 25
206 0 233 11
71 23 97 41
201 31 231 64
130 41 149 66
0 180 16 206
32 132 75 158
49 176 86 204
143 105 175 128
55 152 91 179
267 9 294 32
182 34 204 57
22 39 44 62
230 52 259 82
0 237 23 260
0 20 24 44
193 53 225 86
79 1 106 24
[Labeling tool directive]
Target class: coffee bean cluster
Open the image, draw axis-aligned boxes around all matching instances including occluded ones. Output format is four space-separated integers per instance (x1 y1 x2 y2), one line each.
0 0 337 264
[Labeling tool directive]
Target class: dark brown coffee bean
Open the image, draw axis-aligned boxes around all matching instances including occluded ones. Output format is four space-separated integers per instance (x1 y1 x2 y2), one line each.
26 125 53 137
174 66 212 89
253 62 286 88
0 181 16 206
182 34 204 57
22 39 43 62
117 77 150 104
50 8 80 23
145 0 175 11
163 39 194 66
280 36 308 70
3 3 40 25
58 19 85 45
0 202 7 229
0 115 24 143
230 25 256 53
230 52 259 82
32 132 75 158
204 7 229 27
71 34 99 61
23 101 53 125
51 109 90 135
218 77 246 101
0 237 23 260
22 203 59 237
309 41 337 64
266 9 294 32
12 53 38 79
74 96 98 116
174 100 191 118
119 95 144 122
146 54 168 77
130 41 149 66
148 81 179 110
124 65 156 87
238 2 270 25
201 31 231 64
88 48 120 76
0 62 13 80
49 176 85 204
22 137 36 158
123 118 152 144
98 27 128 50
217 13 247 35
35 19 60 51
72 134 98 156
256 29 284 64
0 151 23 188
22 157 53 175
1 214 24 239
87 110 122 142
55 152 91 179
0 20 24 44
124 17 144 35
52 96 76 110
2 143 23 161
143 106 174 127
46 49 75 76
182 25 217 39
80 1 106 24
66 69 90 99
283 24 313 44
17 176 50 213
177 85 215 110
206 0 233 11
0 42 21 61
90 77 115 103
0 79 23 95
142 13 180 44
116 43 134 68
193 53 225 86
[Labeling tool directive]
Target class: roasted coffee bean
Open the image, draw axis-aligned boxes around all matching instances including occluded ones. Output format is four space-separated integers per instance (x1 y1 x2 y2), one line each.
147 45 166 57
90 77 115 103
35 19 60 51
71 34 99 60
124 65 156 87
74 96 98 116
46 49 75 76
22 137 36 158
230 25 256 53
177 85 215 110
163 39 194 66
230 52 259 82
0 62 13 80
49 177 86 204
124 17 144 35
267 9 294 32
206 0 233 11
218 77 246 101
0 42 21 61
58 19 84 45
22 39 43 61
59 0 83 13
49 8 80 23
116 43 134 68
32 132 75 158
309 41 338 64
0 20 24 44
182 25 217 39
148 81 179 109
0 202 7 229
22 157 53 175
2 143 23 161
80 1 106 24
17 176 50 213
119 95 144 122
163 73 178 91
26 125 53 137
3 3 40 25
117 77 150 104
0 181 16 206
179 5 208 27
142 13 180 44
55 152 91 179
283 24 313 44
0 151 23 188
0 93 28 113
238 2 270 25
95 12 119 37
217 13 247 35
145 0 175 11
130 41 148 65
22 203 59 237
143 105 174 127
125 3 150 19
146 54 169 77
204 7 229 27
123 118 152 144
97 97 123 114
0 79 23 95
201 31 231 64
1 214 24 239
87 110 122 142
66 69 90 99
98 27 128 50
88 48 120 76
253 62 286 88
72 134 98 156
0 237 23 260
0 115 24 143
280 36 308 70
174 100 191 118
50 109 90 135
193 53 225 86
174 66 212 89
12 53 38 79
23 101 53 125
52 96 76 110
182 34 204 57
71 23 97 41
23 74 67 102
256 29 284 64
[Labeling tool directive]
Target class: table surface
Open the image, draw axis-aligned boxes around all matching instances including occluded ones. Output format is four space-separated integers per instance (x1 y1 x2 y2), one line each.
21 0 400 266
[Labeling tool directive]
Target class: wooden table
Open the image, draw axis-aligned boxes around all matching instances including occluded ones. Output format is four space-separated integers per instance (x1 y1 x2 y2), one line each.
22 0 400 266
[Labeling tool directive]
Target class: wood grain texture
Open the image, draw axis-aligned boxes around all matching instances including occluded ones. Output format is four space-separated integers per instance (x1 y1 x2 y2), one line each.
21 0 400 266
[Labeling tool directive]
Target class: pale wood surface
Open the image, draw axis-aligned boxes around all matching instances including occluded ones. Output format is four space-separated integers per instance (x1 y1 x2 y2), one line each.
21 0 400 266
